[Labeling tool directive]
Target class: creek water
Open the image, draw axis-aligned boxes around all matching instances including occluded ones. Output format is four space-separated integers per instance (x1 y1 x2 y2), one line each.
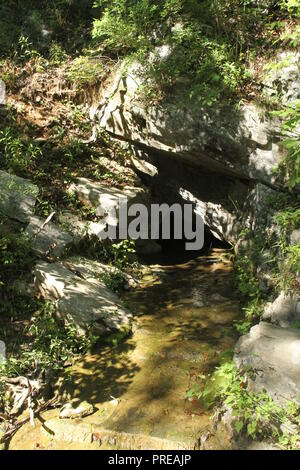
10 248 241 450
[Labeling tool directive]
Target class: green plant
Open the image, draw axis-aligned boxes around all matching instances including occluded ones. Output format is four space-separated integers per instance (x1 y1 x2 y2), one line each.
110 239 136 269
99 268 125 293
67 55 104 89
0 300 98 380
91 0 294 105
187 360 300 449
17 35 40 62
49 41 68 65
272 100 300 189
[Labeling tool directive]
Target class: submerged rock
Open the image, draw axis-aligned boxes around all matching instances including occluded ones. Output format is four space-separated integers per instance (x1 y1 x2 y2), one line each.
0 171 39 223
34 261 132 337
135 239 162 256
234 322 300 405
59 401 94 419
43 418 92 444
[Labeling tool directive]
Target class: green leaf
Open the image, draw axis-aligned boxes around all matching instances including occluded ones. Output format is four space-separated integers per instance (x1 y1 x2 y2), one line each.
235 420 244 433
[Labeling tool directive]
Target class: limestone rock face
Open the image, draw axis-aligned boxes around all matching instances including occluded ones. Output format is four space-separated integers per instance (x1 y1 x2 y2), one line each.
0 171 39 223
92 59 299 246
34 261 132 337
95 64 286 189
263 291 300 328
234 322 300 405
262 51 300 106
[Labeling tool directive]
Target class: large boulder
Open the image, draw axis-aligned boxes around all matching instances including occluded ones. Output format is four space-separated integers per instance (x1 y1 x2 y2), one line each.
263 291 300 328
68 178 148 217
0 171 39 223
34 261 132 337
234 322 300 405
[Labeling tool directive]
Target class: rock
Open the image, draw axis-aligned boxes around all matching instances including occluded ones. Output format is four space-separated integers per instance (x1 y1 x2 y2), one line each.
64 256 138 290
43 418 92 444
58 211 106 242
131 149 158 177
262 51 300 105
34 261 132 337
262 291 300 328
210 293 228 303
11 280 35 298
64 256 117 280
26 216 73 258
67 178 150 241
0 171 39 223
290 229 300 246
0 79 5 105
68 177 147 216
234 322 300 404
0 340 6 364
59 401 94 419
180 188 239 243
96 62 285 188
135 239 162 256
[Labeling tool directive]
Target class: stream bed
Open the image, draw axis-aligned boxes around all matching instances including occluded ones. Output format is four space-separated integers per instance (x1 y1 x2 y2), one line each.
10 248 241 450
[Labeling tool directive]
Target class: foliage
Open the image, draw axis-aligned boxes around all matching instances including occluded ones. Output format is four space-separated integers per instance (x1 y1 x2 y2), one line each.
272 100 300 189
110 239 136 269
233 228 267 332
0 0 96 59
186 359 300 449
49 41 68 65
273 206 300 291
0 301 97 380
234 194 299 331
92 0 296 105
0 223 33 292
67 55 104 89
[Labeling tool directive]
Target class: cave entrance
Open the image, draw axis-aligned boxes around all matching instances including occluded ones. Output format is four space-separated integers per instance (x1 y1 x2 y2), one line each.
140 208 231 266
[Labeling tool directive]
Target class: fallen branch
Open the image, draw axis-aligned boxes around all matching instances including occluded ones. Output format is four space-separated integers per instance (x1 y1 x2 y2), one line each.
1 396 59 443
